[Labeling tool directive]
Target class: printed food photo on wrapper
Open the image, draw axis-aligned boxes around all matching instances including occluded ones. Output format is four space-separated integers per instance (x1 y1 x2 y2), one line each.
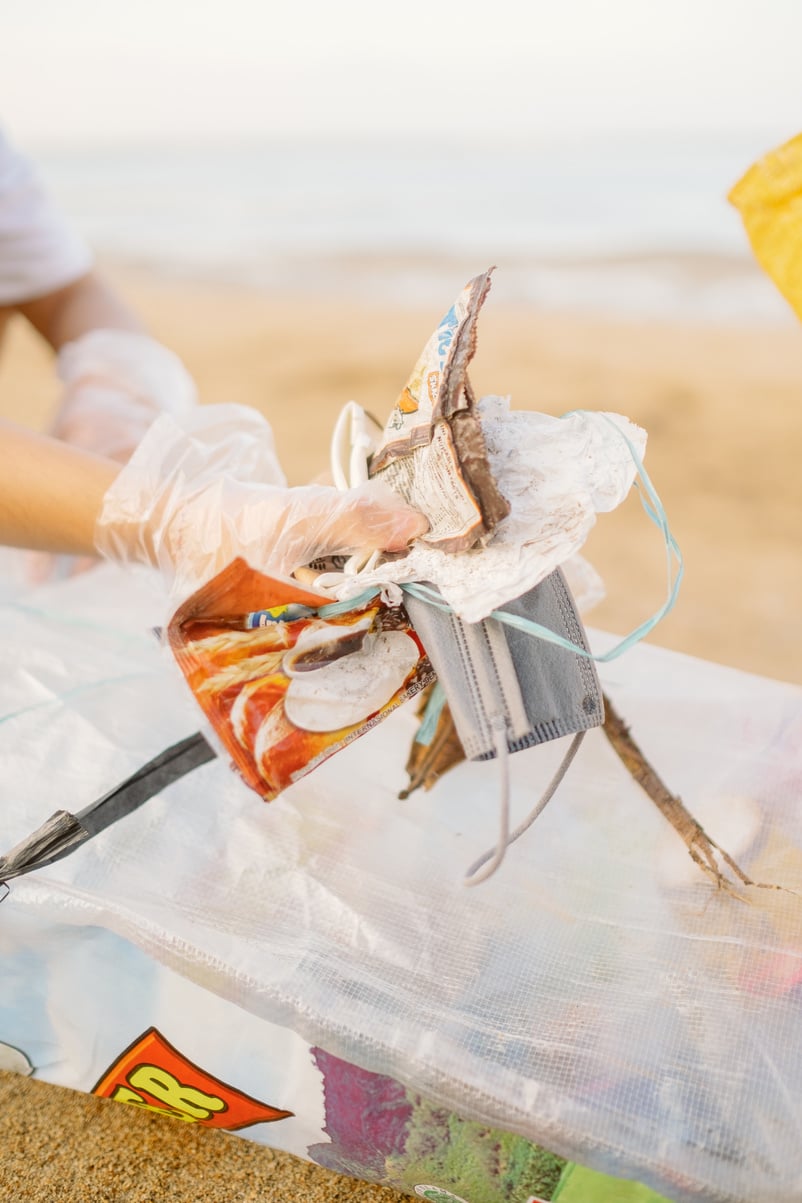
167 558 435 801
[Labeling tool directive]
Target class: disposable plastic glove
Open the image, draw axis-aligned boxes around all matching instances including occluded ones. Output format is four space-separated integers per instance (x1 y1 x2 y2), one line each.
94 403 429 603
25 329 198 583
51 328 198 462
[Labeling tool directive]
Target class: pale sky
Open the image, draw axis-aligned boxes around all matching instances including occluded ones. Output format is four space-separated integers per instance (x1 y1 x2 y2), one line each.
2 0 801 146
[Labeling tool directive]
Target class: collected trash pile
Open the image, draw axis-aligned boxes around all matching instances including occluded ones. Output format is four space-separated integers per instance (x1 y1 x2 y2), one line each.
1 266 695 892
2 138 802 1203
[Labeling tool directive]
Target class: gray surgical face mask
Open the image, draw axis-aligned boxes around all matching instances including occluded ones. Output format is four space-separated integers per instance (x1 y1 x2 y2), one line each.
403 568 604 884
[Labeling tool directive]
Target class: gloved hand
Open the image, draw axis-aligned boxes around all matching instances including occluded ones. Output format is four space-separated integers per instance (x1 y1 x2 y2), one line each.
26 329 199 584
94 403 429 603
51 328 198 462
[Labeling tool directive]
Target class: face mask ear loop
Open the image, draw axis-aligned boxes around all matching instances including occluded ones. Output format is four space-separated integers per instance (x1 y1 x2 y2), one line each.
463 731 586 887
463 717 511 887
326 401 386 585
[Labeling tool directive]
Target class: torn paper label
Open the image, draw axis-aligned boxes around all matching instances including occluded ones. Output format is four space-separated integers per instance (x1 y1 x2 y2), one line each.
374 423 485 552
369 268 509 552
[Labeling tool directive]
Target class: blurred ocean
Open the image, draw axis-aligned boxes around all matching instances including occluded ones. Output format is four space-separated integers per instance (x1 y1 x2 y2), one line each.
33 132 792 323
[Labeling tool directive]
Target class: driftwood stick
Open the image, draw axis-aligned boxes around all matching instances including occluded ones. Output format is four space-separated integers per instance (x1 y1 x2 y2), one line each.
399 686 465 799
402 687 781 896
601 691 755 893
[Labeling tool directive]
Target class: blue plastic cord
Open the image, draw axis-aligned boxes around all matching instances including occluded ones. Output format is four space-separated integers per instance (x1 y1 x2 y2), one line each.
415 680 447 746
315 590 383 618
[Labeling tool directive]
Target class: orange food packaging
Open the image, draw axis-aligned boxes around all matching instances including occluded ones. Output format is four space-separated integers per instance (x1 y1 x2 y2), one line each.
167 558 435 800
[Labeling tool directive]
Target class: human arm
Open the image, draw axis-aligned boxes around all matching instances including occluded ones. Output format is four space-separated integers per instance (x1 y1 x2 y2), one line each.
16 271 198 465
0 406 428 594
0 418 118 554
15 269 144 350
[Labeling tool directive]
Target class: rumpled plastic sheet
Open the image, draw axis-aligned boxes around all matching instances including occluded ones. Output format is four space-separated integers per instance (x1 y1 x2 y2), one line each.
1 562 802 1203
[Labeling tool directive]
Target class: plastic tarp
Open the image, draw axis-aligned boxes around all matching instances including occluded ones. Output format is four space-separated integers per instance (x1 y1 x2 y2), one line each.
1 561 802 1203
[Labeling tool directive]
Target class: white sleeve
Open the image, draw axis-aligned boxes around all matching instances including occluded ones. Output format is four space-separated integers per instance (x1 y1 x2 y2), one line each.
0 128 93 305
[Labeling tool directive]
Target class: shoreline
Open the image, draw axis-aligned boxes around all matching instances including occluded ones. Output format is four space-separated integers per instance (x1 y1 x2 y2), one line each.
81 249 794 327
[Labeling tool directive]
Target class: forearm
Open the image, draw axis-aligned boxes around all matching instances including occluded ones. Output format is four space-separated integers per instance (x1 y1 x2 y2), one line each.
17 271 144 351
0 419 119 554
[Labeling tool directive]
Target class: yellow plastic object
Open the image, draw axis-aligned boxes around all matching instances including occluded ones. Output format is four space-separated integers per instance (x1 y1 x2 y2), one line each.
729 131 802 320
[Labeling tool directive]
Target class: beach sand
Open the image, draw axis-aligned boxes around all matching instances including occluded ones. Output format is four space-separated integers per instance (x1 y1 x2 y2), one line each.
1 263 801 1200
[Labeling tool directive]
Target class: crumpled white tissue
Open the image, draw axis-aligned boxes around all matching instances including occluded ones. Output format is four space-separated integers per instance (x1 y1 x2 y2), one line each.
332 399 646 622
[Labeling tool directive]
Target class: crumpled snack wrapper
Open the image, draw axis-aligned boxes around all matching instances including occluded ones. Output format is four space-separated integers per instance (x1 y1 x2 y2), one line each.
369 266 510 552
168 558 434 800
729 130 802 320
